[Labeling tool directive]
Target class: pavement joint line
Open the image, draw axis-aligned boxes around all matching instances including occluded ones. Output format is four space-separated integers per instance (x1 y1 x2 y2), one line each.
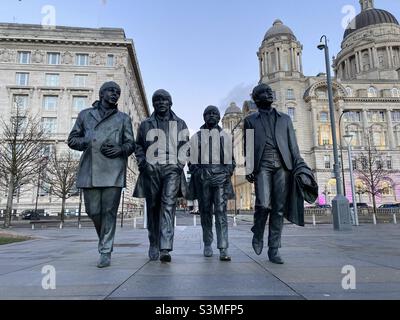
0 257 59 278
104 258 153 300
230 242 307 301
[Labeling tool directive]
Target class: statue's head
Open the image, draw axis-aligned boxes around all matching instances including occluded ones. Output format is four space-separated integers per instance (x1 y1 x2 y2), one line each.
152 89 172 116
99 81 121 107
203 105 221 128
252 83 274 110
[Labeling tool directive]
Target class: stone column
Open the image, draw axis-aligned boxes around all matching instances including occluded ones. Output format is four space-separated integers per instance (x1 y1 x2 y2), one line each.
259 54 263 79
299 51 303 74
387 47 393 68
368 48 373 69
373 47 379 68
355 52 360 73
362 109 369 145
275 47 280 71
387 109 395 149
310 103 319 148
264 52 268 74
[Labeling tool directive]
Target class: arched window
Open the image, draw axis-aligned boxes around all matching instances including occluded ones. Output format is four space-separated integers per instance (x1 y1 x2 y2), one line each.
392 88 400 98
270 52 276 72
346 87 353 97
380 181 394 196
327 179 337 196
345 124 362 146
282 50 290 71
368 87 378 97
362 52 370 71
370 125 387 147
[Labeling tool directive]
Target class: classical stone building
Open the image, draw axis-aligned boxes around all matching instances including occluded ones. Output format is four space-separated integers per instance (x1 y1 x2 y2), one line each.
0 23 149 215
223 0 400 210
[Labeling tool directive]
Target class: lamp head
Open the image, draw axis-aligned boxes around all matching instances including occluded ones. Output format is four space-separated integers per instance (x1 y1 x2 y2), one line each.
343 134 354 146
317 41 326 50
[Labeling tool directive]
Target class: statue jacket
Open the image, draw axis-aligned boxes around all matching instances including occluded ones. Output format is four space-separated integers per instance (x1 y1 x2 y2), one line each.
68 101 135 188
133 111 189 199
187 125 236 201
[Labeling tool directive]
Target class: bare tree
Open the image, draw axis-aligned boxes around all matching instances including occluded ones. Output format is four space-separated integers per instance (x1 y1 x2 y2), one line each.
0 102 47 228
354 129 388 215
41 148 79 224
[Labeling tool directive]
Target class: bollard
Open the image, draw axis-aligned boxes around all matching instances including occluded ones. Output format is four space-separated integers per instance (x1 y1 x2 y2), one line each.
31 224 35 230
78 223 82 229
59 222 63 229
393 213 397 225
372 213 377 225
233 216 237 227
174 216 177 227
134 217 137 229
312 214 316 226
193 215 197 227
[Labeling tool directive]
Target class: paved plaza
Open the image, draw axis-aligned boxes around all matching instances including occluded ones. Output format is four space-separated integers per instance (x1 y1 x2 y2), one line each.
0 215 399 300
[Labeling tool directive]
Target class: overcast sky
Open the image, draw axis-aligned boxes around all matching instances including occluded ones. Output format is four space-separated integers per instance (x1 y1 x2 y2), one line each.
1 0 399 130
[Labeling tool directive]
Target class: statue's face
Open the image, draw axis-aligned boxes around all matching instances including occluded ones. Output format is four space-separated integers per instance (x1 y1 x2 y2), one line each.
102 86 121 106
204 109 220 128
153 94 172 115
253 85 274 109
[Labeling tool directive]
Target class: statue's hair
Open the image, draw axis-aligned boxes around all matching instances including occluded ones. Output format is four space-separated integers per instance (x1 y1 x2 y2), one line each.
203 105 220 117
152 89 172 105
99 81 121 99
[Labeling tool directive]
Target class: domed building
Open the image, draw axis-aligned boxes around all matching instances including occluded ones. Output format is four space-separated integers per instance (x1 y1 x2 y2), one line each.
223 0 400 210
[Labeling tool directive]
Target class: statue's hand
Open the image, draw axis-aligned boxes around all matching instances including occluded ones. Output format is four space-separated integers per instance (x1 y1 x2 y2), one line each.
300 174 311 186
246 174 255 184
101 144 123 159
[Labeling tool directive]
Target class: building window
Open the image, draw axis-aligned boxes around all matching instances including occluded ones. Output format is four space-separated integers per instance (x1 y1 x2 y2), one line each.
45 74 60 87
74 74 87 87
319 125 332 146
392 88 400 98
287 107 295 121
395 125 400 146
324 155 331 169
13 95 28 111
287 89 295 100
73 96 88 112
107 54 115 67
320 112 329 122
344 111 361 122
392 111 400 122
367 111 385 122
41 117 57 134
370 125 387 147
16 72 29 86
376 159 383 170
381 181 393 196
75 54 89 66
361 156 368 170
346 87 353 97
316 90 327 99
368 87 378 98
47 52 60 65
43 96 58 112
18 51 31 64
345 124 362 146
387 156 392 170
352 159 357 170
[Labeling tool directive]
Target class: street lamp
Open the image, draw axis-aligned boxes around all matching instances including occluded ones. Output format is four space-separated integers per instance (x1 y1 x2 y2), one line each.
318 35 352 231
343 134 359 226
339 110 351 196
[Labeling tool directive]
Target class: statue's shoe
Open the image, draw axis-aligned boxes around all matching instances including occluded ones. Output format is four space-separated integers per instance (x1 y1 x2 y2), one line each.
252 236 264 256
97 253 111 268
148 246 159 261
219 249 231 262
160 250 171 263
268 248 284 265
203 245 213 257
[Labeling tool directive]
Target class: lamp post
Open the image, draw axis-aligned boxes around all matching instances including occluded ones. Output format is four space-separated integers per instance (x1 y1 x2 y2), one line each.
343 134 359 226
34 156 48 216
318 35 352 231
339 110 351 196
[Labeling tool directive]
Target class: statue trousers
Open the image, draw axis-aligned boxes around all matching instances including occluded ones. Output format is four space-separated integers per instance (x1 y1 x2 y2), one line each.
253 151 290 249
83 187 122 254
144 164 181 251
195 168 229 249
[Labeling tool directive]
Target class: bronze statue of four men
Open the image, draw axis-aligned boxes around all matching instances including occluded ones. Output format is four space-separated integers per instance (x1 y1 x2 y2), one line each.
69 81 317 268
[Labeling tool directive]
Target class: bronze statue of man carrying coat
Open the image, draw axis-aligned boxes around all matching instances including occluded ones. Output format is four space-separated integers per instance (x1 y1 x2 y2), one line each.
68 81 135 268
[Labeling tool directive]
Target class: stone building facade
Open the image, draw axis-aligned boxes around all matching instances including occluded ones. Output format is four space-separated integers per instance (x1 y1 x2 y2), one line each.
0 23 149 215
223 0 400 210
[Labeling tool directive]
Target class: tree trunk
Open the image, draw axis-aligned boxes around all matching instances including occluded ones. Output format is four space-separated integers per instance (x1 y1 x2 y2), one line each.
61 196 66 224
4 177 15 228
372 193 377 215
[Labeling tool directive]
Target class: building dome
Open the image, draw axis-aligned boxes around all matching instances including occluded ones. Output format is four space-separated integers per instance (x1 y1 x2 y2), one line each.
264 19 296 41
224 102 241 115
344 8 399 39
